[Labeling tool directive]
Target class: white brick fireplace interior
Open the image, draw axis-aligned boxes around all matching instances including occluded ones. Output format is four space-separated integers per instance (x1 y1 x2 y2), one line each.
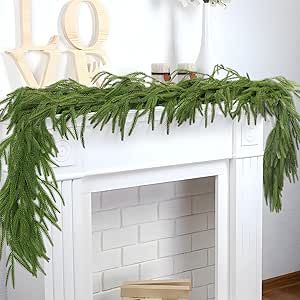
92 178 216 300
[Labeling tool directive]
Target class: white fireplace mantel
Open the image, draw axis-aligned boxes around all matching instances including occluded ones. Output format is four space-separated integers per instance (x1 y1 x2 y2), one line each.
7 108 264 300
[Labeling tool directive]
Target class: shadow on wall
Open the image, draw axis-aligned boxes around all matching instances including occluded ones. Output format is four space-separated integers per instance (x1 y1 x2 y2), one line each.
0 247 6 300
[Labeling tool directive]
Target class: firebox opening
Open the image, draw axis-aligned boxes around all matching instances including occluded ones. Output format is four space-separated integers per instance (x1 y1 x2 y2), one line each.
91 177 216 300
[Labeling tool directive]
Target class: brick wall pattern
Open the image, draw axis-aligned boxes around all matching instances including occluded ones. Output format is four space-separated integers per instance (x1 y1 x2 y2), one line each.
92 177 216 300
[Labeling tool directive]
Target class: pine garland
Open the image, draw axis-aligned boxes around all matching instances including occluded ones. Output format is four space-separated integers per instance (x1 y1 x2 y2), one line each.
0 65 299 285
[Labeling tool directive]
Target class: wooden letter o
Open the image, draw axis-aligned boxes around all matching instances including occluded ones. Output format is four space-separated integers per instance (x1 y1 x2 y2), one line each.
62 0 109 50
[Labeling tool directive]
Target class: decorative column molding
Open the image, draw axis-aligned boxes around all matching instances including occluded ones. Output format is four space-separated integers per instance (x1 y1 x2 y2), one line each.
232 118 264 159
44 179 93 300
215 169 230 300
229 119 264 300
73 179 93 300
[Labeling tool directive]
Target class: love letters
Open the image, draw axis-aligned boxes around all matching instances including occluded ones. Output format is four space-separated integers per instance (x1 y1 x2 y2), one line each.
6 0 109 87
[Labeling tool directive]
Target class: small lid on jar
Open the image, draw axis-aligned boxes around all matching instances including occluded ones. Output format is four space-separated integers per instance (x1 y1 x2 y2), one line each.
151 63 171 74
177 63 196 73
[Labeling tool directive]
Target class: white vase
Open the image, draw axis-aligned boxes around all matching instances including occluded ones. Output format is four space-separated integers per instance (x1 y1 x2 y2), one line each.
164 0 177 72
195 2 211 74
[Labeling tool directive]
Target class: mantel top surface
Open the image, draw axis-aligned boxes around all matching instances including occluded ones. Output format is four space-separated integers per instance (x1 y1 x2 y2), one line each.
47 110 264 181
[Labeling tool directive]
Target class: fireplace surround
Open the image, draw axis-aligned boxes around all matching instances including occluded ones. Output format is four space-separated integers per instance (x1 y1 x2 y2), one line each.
7 108 264 300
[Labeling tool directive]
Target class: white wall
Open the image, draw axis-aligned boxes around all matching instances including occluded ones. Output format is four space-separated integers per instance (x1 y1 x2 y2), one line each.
1 0 300 297
0 247 6 300
209 0 300 280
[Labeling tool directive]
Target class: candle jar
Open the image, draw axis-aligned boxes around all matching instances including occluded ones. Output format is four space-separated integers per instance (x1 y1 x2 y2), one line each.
177 63 197 82
151 64 171 82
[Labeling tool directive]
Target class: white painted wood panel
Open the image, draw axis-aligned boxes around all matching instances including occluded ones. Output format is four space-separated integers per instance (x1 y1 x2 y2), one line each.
215 168 229 300
72 180 93 300
52 182 65 300
230 157 263 300
51 109 233 181
62 181 75 300
44 224 54 300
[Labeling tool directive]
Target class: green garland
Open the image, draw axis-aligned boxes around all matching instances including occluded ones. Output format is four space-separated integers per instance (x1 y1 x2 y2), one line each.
0 65 299 285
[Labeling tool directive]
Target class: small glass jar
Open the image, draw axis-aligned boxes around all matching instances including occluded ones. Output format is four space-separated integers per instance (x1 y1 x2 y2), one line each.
177 63 197 82
151 64 171 82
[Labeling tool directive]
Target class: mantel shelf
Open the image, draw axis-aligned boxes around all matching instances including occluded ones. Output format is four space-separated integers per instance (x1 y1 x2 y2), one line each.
47 109 264 181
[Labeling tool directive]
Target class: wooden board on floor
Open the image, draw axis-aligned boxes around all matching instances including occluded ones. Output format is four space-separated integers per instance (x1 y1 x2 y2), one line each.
121 285 190 299
123 280 192 288
121 280 192 300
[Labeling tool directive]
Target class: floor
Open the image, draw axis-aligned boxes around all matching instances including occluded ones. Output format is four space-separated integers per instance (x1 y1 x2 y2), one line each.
263 284 300 299
263 272 300 300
